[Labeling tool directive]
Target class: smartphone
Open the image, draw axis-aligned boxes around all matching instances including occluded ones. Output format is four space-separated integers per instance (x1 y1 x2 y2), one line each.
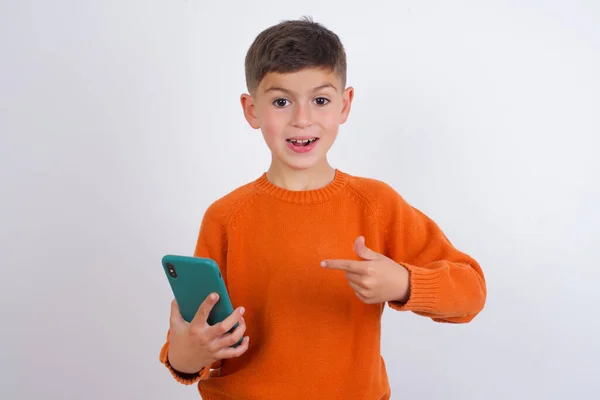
162 254 242 346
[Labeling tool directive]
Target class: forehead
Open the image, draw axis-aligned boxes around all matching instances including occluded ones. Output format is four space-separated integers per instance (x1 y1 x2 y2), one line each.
257 67 343 95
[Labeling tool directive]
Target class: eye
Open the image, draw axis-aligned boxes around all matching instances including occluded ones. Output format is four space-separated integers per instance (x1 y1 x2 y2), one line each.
273 98 290 108
314 97 330 106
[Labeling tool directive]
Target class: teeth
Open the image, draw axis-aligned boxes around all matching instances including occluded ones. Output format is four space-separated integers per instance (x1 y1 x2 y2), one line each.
288 138 317 144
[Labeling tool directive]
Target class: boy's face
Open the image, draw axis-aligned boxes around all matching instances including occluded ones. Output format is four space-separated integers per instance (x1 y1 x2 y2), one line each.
241 68 354 172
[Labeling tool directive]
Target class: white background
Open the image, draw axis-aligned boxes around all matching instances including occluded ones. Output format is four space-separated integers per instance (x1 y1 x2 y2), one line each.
1 1 599 399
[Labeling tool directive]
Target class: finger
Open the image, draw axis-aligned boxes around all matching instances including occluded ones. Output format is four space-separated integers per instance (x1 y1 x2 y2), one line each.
348 281 369 299
321 259 365 274
216 336 250 360
354 236 381 261
345 272 370 289
213 316 247 349
169 299 185 326
207 306 245 340
190 292 220 327
349 284 369 303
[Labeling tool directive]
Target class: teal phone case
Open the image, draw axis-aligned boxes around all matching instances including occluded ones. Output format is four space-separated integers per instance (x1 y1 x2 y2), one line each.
162 255 242 346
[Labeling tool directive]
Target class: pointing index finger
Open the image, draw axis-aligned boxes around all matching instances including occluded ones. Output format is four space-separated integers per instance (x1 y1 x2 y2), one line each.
321 259 364 274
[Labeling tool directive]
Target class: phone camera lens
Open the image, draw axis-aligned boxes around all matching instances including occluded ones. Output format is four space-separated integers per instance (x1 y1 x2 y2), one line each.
166 262 177 278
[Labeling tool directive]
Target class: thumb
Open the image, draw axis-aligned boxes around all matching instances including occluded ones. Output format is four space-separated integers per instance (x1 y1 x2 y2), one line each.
354 236 380 261
169 299 185 327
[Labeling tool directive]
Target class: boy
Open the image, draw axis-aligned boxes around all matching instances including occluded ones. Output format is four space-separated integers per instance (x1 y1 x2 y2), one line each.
159 17 486 400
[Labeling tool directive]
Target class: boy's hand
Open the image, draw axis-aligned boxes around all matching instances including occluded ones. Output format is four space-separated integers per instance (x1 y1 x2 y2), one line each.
321 236 410 304
167 293 249 374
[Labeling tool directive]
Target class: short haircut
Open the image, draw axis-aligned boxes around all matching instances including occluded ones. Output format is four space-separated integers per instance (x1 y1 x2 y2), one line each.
244 17 347 93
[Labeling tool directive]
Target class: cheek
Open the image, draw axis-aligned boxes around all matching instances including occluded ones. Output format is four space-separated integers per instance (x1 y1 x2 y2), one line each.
317 109 343 132
260 109 288 143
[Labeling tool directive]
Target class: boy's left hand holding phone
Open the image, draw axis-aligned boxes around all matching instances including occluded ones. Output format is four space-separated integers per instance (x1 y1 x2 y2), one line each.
167 293 250 375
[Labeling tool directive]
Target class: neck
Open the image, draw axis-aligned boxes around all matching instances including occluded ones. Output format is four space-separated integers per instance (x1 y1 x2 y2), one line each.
266 160 336 191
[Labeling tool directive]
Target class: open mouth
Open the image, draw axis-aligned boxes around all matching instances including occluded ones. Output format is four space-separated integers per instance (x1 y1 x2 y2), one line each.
286 138 319 147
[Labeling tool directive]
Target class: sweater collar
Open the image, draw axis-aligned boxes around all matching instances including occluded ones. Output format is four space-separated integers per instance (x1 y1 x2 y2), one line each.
254 169 349 204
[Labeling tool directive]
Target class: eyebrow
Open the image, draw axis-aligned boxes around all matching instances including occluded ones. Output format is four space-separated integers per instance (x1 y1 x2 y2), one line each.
263 83 338 94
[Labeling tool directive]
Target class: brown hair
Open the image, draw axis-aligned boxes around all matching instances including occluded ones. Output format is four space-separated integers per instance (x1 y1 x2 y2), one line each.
244 17 347 93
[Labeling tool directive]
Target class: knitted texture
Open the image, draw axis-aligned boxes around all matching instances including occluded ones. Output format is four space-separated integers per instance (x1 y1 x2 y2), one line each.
159 170 486 399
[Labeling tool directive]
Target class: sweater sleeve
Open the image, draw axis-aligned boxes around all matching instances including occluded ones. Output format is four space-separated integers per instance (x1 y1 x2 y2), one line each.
380 189 487 323
159 202 229 383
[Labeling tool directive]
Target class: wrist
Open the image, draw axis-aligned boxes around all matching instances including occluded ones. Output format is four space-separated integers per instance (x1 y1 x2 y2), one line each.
167 349 203 375
395 266 411 303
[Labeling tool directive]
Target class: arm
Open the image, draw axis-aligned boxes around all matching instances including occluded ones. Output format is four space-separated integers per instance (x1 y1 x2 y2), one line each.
159 203 230 383
381 192 486 323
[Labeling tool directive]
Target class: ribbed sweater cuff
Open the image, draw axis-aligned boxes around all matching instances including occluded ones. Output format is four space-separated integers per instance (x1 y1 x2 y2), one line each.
388 263 441 313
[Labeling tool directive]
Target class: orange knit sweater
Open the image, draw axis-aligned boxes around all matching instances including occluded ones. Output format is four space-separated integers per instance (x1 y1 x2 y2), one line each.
160 170 486 399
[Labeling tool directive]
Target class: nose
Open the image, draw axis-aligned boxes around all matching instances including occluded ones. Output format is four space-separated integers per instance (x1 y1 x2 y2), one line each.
292 103 312 128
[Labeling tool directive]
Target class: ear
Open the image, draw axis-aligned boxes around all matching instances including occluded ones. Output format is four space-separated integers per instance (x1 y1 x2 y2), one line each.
340 86 354 124
240 93 260 129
